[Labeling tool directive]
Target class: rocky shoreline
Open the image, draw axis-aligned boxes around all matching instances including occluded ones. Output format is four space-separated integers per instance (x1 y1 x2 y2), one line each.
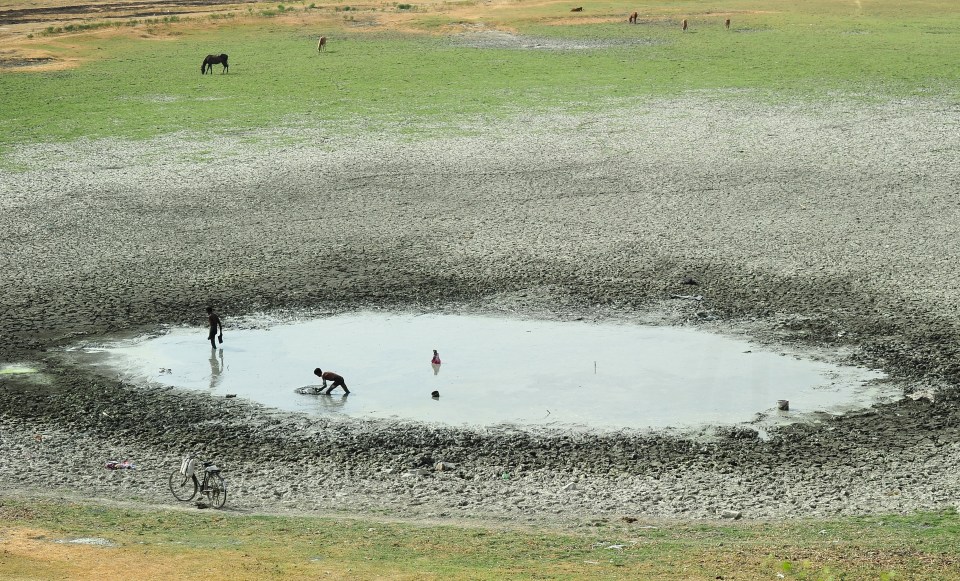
2 96 960 524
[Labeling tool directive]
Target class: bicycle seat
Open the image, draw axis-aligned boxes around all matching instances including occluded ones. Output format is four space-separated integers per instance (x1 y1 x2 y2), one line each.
203 461 214 467
204 464 220 472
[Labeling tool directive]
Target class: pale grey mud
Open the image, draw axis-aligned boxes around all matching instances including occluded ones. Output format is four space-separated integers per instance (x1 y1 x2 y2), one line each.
2 96 960 526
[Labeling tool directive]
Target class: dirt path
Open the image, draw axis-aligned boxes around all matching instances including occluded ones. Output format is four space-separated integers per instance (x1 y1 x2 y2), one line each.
2 97 960 524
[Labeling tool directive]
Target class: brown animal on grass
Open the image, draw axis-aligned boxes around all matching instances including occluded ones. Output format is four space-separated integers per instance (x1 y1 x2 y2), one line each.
570 6 582 12
681 18 688 31
628 11 638 24
317 36 327 52
725 18 730 29
201 53 228 74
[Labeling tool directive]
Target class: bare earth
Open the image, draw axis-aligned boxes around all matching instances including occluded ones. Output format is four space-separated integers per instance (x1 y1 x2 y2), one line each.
2 96 960 526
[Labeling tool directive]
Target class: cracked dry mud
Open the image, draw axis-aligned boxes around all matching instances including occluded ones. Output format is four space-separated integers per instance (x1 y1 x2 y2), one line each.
2 96 960 526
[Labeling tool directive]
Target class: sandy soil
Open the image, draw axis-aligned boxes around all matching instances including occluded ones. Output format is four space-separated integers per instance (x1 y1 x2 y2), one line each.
2 96 960 526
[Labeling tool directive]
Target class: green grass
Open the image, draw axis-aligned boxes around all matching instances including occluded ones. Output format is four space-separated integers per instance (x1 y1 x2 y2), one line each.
2 0 960 151
2 499 960 579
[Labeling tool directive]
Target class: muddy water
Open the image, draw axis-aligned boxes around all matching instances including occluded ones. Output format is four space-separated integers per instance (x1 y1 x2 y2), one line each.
75 313 889 430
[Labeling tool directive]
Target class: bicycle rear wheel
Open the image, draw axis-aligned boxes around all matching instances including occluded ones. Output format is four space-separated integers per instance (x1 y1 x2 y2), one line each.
169 470 198 501
206 472 227 508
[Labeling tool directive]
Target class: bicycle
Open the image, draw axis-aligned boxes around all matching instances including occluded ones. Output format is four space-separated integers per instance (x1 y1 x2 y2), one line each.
168 453 227 508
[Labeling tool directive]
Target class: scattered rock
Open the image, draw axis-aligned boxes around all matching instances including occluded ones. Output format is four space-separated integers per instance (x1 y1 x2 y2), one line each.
410 454 434 468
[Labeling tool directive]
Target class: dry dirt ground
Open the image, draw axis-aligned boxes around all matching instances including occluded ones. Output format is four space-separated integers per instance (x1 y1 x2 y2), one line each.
2 96 960 526
0 0 665 71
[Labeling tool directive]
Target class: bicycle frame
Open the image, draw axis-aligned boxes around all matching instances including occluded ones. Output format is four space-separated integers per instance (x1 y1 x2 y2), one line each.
170 453 226 508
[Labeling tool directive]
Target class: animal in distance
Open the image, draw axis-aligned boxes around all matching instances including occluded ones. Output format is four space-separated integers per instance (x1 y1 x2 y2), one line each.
570 6 582 12
725 18 730 29
681 18 688 31
201 53 229 74
628 11 638 24
317 36 327 52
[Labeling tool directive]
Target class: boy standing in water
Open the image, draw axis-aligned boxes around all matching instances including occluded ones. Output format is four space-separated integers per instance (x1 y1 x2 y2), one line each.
206 306 223 349
314 368 350 395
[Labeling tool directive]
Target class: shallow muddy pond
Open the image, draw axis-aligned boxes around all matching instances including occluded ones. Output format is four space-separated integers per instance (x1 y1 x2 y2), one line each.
74 313 890 430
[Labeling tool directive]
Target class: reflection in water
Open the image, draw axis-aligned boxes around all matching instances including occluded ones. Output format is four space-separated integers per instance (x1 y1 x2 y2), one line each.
209 349 224 389
315 393 349 412
91 313 892 430
431 362 441 376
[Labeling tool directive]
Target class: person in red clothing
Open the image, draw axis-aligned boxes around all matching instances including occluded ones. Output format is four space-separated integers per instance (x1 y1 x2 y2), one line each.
314 368 350 395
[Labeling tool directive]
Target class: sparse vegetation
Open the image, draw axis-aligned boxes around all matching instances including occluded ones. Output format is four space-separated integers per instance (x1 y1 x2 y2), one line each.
1 499 958 579
6 0 960 148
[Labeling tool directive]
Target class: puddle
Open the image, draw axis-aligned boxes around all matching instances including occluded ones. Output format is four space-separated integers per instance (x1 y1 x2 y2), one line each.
0 363 49 385
71 313 890 431
0 364 38 375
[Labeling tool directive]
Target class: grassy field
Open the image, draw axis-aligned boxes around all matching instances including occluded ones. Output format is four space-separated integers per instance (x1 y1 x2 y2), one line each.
2 499 960 580
2 0 960 152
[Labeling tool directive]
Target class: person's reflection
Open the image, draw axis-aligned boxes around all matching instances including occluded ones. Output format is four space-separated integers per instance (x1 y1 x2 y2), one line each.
431 363 441 376
316 393 348 413
209 348 224 389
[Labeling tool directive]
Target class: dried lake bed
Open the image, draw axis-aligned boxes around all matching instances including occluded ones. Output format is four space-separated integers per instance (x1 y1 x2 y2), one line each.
2 97 960 523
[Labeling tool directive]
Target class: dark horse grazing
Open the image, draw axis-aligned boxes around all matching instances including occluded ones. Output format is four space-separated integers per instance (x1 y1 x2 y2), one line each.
201 54 229 74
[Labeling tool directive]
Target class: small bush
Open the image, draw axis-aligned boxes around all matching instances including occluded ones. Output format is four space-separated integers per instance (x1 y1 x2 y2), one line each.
26 33 33 38
397 3 412 9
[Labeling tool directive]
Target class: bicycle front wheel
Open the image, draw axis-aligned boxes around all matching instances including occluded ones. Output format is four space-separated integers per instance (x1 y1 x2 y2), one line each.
169 470 198 501
206 472 227 508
